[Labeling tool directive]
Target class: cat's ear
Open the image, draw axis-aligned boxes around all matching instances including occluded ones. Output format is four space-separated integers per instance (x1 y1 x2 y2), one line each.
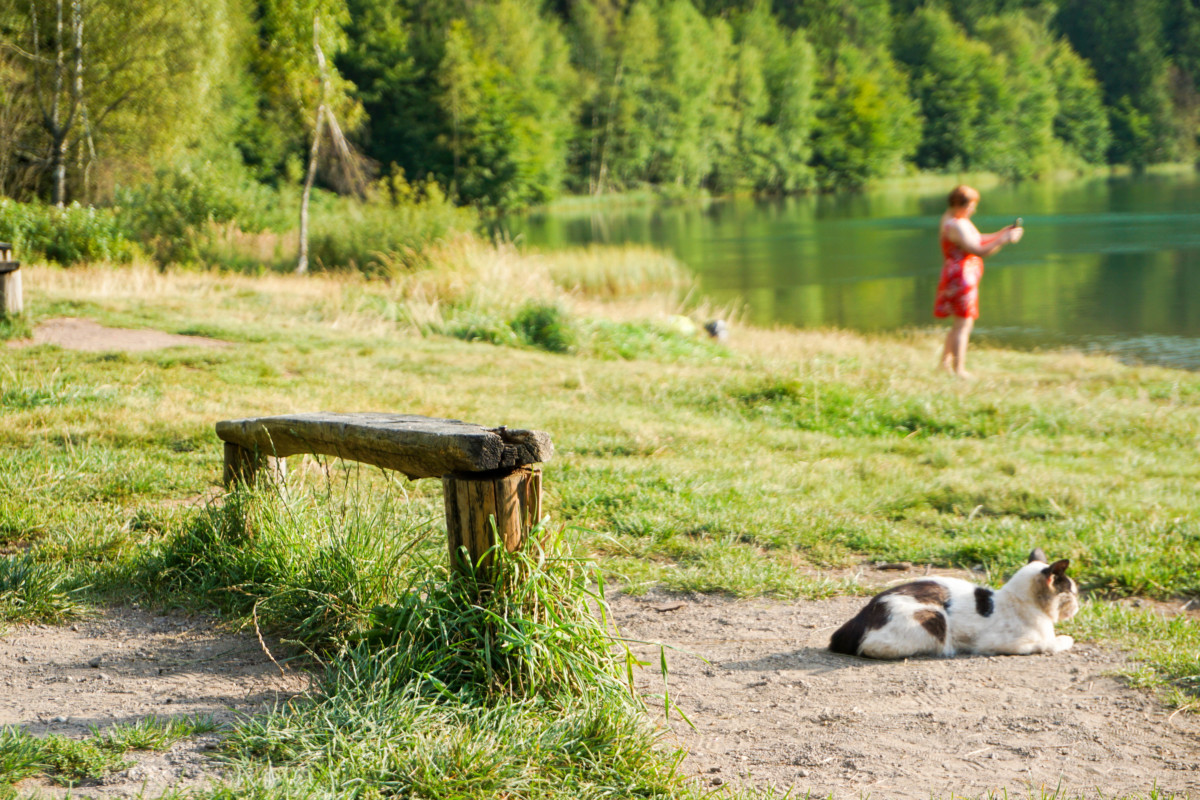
1028 548 1048 564
1041 560 1070 584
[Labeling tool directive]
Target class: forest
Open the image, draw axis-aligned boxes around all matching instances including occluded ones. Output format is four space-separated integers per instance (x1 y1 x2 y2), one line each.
0 0 1198 248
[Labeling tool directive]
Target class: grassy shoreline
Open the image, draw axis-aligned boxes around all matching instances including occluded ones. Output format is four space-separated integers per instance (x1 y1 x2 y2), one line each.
2 244 1198 797
521 162 1200 218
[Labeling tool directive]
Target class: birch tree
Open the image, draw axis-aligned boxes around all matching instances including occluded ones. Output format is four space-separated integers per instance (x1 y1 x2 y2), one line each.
3 0 216 203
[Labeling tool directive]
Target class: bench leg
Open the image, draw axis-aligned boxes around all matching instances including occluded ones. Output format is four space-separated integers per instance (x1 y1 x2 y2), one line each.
0 270 21 316
442 465 542 578
223 442 287 489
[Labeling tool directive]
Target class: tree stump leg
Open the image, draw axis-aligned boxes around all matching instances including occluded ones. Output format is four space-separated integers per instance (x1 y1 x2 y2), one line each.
0 269 21 316
223 442 287 488
442 465 542 578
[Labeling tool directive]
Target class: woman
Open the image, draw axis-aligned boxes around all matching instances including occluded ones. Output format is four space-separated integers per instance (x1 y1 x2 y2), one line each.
934 185 1023 377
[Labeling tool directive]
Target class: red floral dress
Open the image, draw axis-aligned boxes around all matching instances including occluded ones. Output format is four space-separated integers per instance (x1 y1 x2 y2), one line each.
934 223 1001 320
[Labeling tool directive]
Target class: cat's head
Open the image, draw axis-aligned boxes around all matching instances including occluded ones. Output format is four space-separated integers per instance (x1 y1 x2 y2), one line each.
1026 548 1080 622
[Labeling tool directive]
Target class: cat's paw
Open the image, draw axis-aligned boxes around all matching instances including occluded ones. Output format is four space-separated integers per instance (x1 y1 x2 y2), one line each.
1053 634 1074 653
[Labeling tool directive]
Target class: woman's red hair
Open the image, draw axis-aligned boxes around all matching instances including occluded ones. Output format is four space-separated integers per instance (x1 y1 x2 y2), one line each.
948 185 980 208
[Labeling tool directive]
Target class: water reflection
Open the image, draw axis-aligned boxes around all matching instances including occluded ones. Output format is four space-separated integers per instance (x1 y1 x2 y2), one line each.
499 173 1200 369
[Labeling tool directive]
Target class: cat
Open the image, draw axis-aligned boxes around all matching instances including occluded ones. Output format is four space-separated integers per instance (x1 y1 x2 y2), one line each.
829 549 1079 659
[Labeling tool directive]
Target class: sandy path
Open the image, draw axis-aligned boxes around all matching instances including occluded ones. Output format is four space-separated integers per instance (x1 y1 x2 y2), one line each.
6 318 229 352
0 608 307 798
612 589 1200 799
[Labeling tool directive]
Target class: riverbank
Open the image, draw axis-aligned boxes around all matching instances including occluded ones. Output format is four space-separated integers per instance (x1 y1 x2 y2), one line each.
2 249 1198 797
520 162 1200 218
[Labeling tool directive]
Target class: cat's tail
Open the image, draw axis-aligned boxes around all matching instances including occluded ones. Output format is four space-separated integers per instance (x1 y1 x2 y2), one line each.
829 616 865 655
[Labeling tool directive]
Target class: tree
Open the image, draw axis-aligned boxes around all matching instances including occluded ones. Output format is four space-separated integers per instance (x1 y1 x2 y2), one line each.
3 0 222 204
724 1 815 192
1046 38 1111 164
976 13 1059 177
0 48 37 197
298 13 363 274
337 0 441 184
1055 0 1176 165
438 0 577 208
639 0 736 189
894 7 1017 173
565 0 634 193
250 0 363 272
580 0 661 191
777 0 893 56
810 43 921 188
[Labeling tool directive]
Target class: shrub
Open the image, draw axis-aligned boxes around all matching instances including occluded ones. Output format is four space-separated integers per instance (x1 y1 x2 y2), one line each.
446 311 521 347
511 303 575 353
115 163 266 267
0 199 137 265
306 177 478 276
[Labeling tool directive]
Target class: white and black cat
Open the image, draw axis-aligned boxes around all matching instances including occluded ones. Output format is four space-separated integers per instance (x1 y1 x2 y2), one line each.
829 549 1079 659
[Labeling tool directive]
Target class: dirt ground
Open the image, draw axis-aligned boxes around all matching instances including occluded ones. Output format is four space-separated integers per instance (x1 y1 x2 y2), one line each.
612 585 1200 800
0 609 308 798
2 585 1198 800
6 317 230 353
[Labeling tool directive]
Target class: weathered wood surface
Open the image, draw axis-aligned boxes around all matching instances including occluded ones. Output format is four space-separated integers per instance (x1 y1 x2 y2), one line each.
215 412 553 480
222 441 287 487
1 242 20 315
0 266 21 316
444 465 542 573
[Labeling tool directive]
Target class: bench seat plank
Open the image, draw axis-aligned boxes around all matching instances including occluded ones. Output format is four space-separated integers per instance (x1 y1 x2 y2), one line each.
215 412 553 480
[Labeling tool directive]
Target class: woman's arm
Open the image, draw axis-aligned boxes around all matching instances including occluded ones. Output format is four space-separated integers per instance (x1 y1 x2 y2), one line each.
944 218 1022 256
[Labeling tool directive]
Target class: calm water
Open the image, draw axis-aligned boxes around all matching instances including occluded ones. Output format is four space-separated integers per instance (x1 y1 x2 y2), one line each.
499 173 1200 369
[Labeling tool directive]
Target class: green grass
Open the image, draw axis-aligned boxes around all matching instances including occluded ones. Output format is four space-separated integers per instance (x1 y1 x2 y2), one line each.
95 714 221 752
0 315 32 341
1064 601 1200 709
0 716 222 789
204 527 700 799
0 715 221 788
0 249 1198 798
0 553 84 627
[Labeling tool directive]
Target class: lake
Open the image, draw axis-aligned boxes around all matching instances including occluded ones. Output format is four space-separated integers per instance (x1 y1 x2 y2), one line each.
499 172 1200 370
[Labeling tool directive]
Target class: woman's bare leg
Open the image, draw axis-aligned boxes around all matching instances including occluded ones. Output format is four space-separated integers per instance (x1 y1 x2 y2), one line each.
940 317 974 377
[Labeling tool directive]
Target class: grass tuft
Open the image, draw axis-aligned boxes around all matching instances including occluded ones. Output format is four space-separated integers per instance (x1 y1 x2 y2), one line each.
0 554 83 625
96 714 221 752
355 524 635 702
218 523 692 799
126 486 435 649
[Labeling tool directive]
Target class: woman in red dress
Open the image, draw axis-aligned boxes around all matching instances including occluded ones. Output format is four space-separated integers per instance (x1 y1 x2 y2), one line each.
935 185 1023 377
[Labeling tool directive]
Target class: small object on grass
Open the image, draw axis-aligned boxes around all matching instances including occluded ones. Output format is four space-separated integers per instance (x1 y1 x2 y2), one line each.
704 319 729 341
875 561 912 571
666 315 697 336
653 602 686 613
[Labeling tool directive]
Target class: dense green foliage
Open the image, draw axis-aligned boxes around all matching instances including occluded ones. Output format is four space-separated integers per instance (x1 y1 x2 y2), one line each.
2 0 1197 220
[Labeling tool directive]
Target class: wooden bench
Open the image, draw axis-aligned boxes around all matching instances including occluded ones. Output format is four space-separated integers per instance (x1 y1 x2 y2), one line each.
0 242 20 316
215 412 554 577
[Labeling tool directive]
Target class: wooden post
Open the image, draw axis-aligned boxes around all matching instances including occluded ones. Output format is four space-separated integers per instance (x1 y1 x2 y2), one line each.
0 243 20 317
443 465 542 578
223 442 287 488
